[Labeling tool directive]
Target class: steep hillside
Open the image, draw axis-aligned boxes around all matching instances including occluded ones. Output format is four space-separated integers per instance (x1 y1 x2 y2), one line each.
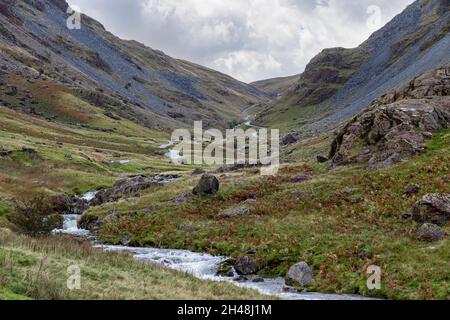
0 0 268 131
251 74 300 98
259 0 450 134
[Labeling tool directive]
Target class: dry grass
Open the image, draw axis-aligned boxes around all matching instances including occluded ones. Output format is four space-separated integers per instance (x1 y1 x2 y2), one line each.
0 230 269 300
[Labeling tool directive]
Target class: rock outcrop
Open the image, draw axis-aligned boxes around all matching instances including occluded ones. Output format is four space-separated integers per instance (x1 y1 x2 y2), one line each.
90 175 178 206
330 66 450 170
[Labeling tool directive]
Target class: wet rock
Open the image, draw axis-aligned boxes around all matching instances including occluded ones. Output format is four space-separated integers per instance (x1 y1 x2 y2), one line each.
234 276 249 282
290 175 312 183
216 259 236 278
252 277 265 283
283 286 299 293
218 200 256 218
71 198 89 215
410 193 450 226
282 133 299 145
285 262 315 288
417 223 445 242
234 256 258 275
193 174 219 196
403 185 421 196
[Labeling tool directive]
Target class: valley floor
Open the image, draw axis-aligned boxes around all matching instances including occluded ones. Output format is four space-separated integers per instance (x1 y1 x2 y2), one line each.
0 100 448 300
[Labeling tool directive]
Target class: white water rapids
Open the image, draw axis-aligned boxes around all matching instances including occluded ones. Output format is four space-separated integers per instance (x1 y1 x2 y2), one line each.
53 212 372 300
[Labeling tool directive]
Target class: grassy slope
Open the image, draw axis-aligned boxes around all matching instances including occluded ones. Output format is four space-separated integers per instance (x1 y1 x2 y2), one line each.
87 130 450 300
0 230 268 300
0 86 265 299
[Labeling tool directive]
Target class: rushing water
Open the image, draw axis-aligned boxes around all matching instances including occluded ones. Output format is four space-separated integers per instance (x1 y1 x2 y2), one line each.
53 213 370 300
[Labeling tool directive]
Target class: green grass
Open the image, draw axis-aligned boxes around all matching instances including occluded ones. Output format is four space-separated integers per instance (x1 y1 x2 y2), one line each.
0 230 269 300
88 130 450 300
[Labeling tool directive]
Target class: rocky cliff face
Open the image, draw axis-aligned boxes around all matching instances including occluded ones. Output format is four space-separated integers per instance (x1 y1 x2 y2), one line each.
0 0 267 131
259 0 450 135
329 65 450 170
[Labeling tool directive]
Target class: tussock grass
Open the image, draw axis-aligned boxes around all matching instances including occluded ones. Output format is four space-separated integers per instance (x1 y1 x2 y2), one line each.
0 230 268 300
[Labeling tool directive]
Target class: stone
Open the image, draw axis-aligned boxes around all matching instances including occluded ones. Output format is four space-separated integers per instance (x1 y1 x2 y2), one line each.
172 192 193 205
410 194 450 226
218 200 256 218
216 259 236 278
292 191 307 199
403 185 421 196
290 175 312 183
285 262 315 288
192 168 206 175
234 256 258 275
193 174 219 196
282 133 299 145
417 223 445 242
5 85 17 96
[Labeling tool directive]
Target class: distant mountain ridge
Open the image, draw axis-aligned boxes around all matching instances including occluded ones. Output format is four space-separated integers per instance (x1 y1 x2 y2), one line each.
258 0 450 135
251 74 300 98
0 0 268 131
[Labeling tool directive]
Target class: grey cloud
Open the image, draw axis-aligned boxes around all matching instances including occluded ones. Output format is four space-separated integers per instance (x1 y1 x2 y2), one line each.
67 0 414 82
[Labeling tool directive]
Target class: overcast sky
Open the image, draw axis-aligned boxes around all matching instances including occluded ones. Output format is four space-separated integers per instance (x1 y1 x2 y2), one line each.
67 0 414 83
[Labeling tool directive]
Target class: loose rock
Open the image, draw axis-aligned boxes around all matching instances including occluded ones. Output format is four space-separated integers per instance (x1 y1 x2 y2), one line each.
193 174 219 196
417 223 445 242
285 262 315 288
410 193 450 226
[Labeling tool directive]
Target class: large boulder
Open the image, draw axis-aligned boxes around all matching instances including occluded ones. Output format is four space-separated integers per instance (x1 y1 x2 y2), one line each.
234 256 258 275
329 66 450 170
285 262 315 288
417 223 445 242
409 194 450 226
193 174 219 196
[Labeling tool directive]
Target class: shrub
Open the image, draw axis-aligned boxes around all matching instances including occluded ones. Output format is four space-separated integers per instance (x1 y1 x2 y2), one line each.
8 196 63 236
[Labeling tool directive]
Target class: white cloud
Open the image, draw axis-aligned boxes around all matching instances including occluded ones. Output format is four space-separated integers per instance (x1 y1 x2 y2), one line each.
67 0 414 82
